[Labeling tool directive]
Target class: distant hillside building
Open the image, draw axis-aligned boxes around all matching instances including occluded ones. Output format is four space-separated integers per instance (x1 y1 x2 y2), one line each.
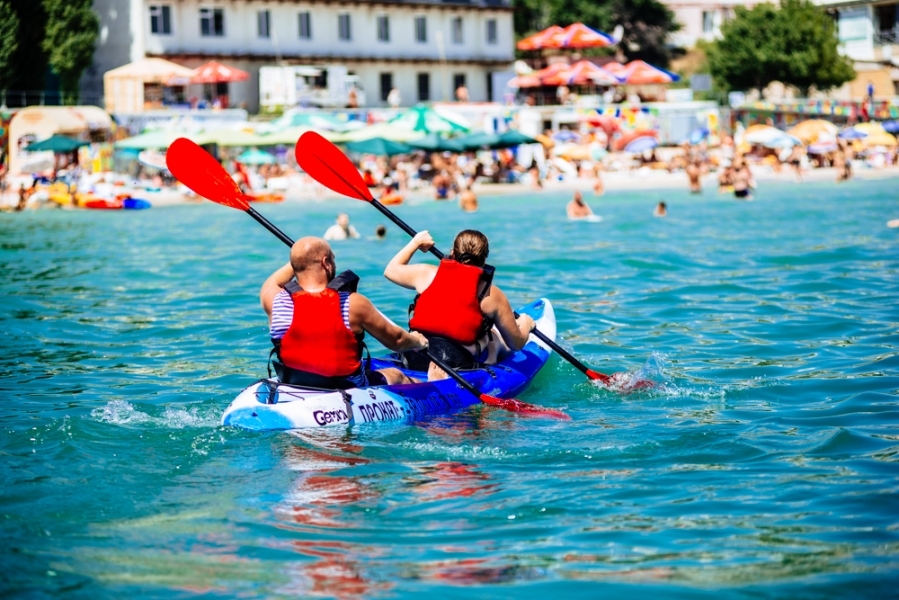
84 0 515 112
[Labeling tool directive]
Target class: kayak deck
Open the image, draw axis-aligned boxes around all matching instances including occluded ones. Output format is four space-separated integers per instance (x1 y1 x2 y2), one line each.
221 298 555 430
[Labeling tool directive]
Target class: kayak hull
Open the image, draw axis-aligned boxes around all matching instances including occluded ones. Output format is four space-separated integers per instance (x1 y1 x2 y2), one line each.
222 298 556 430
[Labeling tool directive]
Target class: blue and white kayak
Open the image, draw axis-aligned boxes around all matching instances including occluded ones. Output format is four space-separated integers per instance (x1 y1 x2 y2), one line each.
221 298 556 430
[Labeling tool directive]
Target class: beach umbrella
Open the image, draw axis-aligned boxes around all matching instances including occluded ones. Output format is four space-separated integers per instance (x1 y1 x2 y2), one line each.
838 127 867 140
507 73 543 88
762 135 802 149
787 119 838 144
138 150 169 170
617 60 680 85
622 135 659 153
552 130 580 143
544 23 616 49
344 137 414 156
543 60 619 86
457 131 501 150
687 127 710 145
406 133 466 153
881 120 899 134
389 104 469 134
861 131 898 147
25 135 88 153
236 148 276 165
336 122 425 143
115 130 210 150
807 142 839 154
516 25 565 51
191 60 249 84
497 129 538 147
744 125 791 145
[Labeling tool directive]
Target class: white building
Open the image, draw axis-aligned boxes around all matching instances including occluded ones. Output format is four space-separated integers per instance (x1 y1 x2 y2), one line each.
813 0 899 98
84 0 515 112
662 0 757 48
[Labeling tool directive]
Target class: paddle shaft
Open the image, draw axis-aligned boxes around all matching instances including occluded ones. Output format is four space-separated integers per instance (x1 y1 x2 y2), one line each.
374 206 611 383
424 350 490 402
247 206 295 247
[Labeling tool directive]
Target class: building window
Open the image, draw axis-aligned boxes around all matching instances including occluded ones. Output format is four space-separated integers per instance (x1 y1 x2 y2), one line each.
377 15 389 42
417 72 430 101
258 10 270 38
338 13 351 41
150 5 171 35
415 16 427 43
380 72 393 102
200 7 224 37
486 18 497 44
298 11 311 39
453 73 466 91
452 17 463 44
702 10 716 34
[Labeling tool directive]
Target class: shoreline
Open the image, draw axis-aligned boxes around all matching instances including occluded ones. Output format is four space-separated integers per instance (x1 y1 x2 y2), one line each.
4 165 899 209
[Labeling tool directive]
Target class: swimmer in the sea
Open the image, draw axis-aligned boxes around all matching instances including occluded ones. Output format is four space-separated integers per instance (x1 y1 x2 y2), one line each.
459 185 478 212
566 191 594 219
654 201 667 217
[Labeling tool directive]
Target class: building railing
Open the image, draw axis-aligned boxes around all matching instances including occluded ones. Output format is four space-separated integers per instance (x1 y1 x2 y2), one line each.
874 27 899 45
1 90 105 109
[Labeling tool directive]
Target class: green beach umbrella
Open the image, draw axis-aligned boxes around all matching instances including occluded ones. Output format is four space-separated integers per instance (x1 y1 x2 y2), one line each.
344 137 413 156
496 129 537 147
406 133 466 153
336 122 426 143
389 104 469 134
457 131 501 150
25 135 88 153
115 130 211 150
236 148 276 165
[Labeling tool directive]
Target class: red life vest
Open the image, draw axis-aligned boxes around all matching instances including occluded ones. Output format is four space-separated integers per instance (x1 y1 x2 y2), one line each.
278 281 362 379
409 259 493 345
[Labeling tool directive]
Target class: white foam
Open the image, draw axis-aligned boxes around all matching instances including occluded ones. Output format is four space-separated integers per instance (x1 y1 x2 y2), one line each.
90 400 220 429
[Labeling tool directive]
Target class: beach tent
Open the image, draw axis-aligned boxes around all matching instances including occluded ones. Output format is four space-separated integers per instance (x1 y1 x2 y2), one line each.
543 23 616 49
615 61 680 85
8 105 113 174
787 119 838 144
389 104 469 134
103 58 196 113
406 133 466 153
344 137 414 156
517 25 566 51
336 122 426 143
236 148 276 164
191 61 249 84
25 135 89 153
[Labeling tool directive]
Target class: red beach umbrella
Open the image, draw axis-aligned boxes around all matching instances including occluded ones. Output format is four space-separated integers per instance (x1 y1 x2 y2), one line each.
543 60 619 86
545 23 616 49
617 60 680 85
516 25 565 51
190 61 250 84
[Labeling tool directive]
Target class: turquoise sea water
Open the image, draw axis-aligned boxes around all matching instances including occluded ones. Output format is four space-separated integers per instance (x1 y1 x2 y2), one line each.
1 179 898 598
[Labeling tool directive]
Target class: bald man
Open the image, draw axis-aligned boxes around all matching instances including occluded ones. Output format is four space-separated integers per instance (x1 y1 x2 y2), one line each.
261 237 427 388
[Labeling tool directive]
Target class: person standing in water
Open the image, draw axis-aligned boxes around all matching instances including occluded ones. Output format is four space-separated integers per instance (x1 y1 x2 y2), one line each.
323 213 361 240
654 202 667 217
459 185 478 212
566 191 594 219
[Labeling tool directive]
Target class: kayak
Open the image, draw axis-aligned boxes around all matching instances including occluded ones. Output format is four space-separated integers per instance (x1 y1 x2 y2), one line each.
122 198 152 210
83 198 123 210
222 298 556 430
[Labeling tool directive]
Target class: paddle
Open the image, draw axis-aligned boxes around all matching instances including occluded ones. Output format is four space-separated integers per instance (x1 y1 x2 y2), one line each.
294 131 619 387
166 137 568 420
164 138 293 247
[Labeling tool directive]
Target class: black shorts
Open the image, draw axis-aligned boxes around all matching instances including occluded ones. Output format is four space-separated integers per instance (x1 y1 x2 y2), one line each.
734 188 750 198
403 335 478 371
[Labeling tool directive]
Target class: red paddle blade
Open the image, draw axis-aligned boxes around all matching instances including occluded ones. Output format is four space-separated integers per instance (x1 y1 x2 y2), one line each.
295 132 373 201
479 394 571 421
165 138 250 210
585 369 612 385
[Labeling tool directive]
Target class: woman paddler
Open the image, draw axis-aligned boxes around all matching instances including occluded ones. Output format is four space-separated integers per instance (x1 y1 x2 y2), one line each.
384 229 536 380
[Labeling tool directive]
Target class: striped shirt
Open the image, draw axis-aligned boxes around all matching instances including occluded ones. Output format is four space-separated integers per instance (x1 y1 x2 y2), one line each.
270 288 352 340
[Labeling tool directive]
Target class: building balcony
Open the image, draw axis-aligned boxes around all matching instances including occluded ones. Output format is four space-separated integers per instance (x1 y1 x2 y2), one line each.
875 27 899 45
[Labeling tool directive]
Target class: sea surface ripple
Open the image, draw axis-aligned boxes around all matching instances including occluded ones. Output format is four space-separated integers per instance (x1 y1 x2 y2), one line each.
1 179 897 598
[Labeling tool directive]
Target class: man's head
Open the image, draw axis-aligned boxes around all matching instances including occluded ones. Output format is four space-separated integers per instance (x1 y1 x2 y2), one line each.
336 213 350 228
290 237 336 283
376 225 387 238
573 191 583 205
451 230 489 268
525 95 536 106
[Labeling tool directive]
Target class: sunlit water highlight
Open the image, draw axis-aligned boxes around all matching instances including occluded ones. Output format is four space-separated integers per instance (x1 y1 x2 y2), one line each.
1 179 898 598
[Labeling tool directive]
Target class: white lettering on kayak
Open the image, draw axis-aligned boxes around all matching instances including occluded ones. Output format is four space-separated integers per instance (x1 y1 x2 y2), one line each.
403 392 464 419
313 408 349 426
